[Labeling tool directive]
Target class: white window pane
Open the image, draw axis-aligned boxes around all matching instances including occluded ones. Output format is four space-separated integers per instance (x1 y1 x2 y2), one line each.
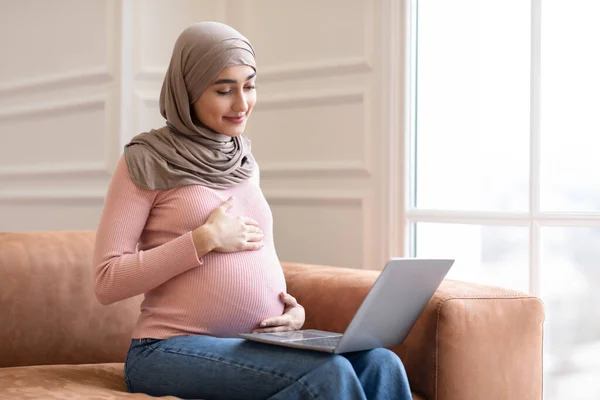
414 223 529 292
540 1 600 212
415 1 530 211
542 227 600 400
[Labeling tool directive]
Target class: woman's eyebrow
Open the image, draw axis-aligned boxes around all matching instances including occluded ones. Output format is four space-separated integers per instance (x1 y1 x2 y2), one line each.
212 72 257 85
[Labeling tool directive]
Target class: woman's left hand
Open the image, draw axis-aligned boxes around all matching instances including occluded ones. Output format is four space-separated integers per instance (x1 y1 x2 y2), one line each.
253 292 305 333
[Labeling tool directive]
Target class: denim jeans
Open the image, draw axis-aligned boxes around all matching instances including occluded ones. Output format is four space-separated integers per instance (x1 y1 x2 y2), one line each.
124 335 412 400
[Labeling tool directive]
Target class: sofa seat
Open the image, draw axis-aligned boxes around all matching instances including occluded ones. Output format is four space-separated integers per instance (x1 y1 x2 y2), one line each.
0 362 426 400
0 363 177 399
0 362 425 399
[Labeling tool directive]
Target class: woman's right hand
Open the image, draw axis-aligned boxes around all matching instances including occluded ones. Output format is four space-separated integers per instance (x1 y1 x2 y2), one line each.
193 196 264 253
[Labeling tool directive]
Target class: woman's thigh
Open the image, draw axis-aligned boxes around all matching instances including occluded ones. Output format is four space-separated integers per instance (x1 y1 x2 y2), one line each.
125 335 351 400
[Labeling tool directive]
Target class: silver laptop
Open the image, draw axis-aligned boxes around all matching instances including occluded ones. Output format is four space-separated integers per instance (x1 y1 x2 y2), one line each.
239 258 454 354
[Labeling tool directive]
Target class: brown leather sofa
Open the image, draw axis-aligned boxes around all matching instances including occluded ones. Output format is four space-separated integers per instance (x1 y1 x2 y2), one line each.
0 231 544 399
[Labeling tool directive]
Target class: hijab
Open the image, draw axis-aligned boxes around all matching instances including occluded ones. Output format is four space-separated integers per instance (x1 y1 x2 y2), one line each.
123 21 256 190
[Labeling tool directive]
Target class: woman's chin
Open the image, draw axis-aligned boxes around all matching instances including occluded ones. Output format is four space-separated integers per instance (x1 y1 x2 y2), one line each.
221 127 246 137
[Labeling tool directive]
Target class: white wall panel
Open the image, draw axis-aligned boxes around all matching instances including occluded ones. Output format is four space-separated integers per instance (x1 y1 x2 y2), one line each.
239 0 368 68
0 0 114 232
134 0 226 76
247 89 367 168
0 98 106 167
0 0 108 84
226 0 389 269
268 192 365 270
0 1 406 272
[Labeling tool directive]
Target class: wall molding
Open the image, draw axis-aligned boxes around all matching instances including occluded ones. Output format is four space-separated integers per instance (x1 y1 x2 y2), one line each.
0 162 111 204
0 190 106 204
134 67 166 82
378 0 410 262
260 161 369 178
106 0 120 79
135 56 371 84
0 95 107 121
133 90 159 136
264 190 364 206
0 162 109 179
256 87 364 110
258 57 372 82
0 68 112 98
136 90 158 105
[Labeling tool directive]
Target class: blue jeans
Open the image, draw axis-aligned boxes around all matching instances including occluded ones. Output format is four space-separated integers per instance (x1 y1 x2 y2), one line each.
124 335 412 400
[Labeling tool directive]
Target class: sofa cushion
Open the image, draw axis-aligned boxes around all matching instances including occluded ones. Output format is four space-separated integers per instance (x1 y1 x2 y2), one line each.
0 363 178 399
0 232 142 367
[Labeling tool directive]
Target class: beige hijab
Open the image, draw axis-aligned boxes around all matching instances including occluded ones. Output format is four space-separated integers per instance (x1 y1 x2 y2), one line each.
124 22 256 190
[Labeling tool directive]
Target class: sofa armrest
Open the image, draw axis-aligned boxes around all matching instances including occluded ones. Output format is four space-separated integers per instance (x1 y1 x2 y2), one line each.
282 262 544 400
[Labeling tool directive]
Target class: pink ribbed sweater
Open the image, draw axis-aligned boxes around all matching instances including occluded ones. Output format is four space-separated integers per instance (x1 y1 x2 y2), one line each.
93 156 286 339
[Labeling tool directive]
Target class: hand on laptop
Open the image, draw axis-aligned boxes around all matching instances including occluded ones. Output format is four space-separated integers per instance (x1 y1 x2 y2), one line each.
252 292 305 333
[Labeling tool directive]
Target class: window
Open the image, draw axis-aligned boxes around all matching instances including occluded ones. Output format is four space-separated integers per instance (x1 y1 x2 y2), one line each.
408 1 600 398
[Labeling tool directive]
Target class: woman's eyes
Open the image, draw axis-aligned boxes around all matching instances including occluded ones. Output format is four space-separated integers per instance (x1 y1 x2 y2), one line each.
216 86 256 95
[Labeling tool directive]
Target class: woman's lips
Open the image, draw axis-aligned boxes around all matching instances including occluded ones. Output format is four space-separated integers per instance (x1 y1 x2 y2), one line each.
223 115 245 124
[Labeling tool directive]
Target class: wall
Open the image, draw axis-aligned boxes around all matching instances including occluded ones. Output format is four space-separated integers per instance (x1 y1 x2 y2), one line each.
0 0 407 270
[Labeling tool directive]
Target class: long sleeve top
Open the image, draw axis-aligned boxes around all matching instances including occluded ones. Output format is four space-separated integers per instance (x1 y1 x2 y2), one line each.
93 155 286 339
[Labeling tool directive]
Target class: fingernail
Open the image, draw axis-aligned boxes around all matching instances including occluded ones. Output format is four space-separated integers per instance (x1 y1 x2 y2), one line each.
260 323 266 327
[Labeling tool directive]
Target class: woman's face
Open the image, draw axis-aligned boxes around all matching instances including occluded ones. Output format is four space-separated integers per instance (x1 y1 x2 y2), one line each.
192 65 257 137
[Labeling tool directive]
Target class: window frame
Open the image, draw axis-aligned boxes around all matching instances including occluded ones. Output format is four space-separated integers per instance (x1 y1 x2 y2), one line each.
403 0 600 297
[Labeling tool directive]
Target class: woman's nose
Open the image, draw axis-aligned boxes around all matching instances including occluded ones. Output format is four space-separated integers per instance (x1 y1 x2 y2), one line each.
232 93 249 113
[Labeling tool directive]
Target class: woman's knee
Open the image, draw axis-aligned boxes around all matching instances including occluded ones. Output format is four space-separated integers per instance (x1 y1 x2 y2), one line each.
363 348 406 371
328 354 355 371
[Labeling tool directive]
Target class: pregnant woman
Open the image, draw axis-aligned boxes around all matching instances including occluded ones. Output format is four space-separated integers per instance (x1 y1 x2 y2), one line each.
93 21 412 400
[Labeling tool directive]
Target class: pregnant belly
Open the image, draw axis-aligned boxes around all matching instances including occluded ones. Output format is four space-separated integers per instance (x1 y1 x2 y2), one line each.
181 249 287 337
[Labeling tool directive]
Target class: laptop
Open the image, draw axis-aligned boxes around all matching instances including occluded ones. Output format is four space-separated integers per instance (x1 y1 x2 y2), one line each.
239 258 454 354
